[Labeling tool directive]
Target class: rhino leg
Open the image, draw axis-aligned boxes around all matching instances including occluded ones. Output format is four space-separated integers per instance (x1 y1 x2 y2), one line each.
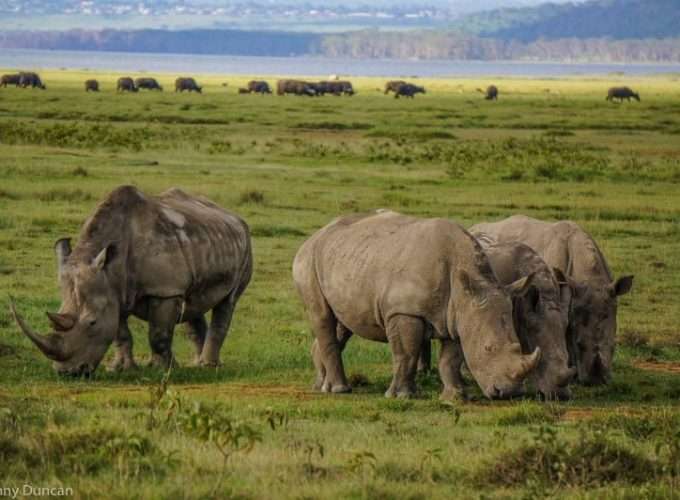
417 337 432 374
147 297 181 369
185 316 207 366
199 293 236 367
312 323 353 390
107 320 138 372
438 337 466 401
385 315 424 399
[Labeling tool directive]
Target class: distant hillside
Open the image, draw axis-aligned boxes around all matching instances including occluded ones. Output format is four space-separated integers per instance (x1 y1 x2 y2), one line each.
458 0 680 42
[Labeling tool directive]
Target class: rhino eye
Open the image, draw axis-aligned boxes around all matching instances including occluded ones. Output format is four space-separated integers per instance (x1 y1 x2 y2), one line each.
89 319 97 327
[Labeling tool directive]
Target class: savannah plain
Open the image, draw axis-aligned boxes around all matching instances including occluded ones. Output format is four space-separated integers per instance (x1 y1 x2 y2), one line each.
0 70 680 499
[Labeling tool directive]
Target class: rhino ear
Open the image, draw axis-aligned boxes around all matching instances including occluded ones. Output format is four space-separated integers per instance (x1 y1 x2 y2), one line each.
457 270 484 300
613 275 634 297
92 244 117 272
505 273 534 298
552 267 567 284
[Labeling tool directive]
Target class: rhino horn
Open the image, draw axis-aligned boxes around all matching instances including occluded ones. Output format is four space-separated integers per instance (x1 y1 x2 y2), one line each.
513 347 542 380
46 311 75 331
9 298 67 361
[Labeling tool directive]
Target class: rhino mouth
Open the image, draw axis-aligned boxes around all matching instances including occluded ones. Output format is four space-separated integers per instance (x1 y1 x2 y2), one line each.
488 384 525 400
583 353 610 386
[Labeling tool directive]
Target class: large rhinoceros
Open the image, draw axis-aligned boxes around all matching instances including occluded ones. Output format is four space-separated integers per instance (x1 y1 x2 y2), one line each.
293 211 541 400
10 186 252 376
470 215 633 385
471 233 576 399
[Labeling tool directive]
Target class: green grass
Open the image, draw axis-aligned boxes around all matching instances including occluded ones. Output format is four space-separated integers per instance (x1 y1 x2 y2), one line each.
1 70 680 499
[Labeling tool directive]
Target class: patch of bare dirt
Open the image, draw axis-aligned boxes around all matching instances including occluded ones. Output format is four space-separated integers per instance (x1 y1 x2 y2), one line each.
633 360 680 375
562 408 597 422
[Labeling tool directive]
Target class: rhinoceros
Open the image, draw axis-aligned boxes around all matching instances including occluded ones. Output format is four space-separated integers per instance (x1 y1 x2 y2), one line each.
293 211 541 400
384 80 407 95
10 186 252 377
247 80 272 94
84 79 99 92
394 83 425 99
19 72 46 89
484 85 499 100
276 79 316 96
175 77 202 93
135 77 163 91
606 87 640 102
117 77 138 92
0 73 21 87
471 233 576 399
470 215 633 385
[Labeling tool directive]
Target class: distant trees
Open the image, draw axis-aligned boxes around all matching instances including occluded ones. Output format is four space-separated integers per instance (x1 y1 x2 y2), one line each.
1 28 680 62
320 30 680 62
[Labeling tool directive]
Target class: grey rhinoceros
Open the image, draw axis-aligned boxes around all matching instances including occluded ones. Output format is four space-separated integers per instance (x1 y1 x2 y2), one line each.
471 233 576 400
470 215 633 385
10 186 252 376
293 210 541 400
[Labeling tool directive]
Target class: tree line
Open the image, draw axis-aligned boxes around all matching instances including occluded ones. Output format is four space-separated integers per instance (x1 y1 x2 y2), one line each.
1 28 680 63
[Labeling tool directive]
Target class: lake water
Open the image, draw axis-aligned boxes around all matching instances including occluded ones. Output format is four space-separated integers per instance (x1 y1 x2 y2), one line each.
1 48 679 78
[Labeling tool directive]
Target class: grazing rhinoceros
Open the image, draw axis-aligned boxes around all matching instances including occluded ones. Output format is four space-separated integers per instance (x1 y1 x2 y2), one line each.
135 77 163 91
19 72 46 89
117 77 138 92
471 233 576 400
384 80 407 94
470 215 633 386
276 79 316 96
247 80 272 94
10 186 252 377
0 73 21 87
84 79 99 92
606 87 640 102
484 85 499 100
175 77 202 93
293 210 541 400
394 83 425 99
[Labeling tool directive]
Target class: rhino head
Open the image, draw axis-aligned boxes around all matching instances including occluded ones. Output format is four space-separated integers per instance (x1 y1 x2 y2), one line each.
453 270 542 399
569 275 634 385
512 269 576 400
11 239 120 377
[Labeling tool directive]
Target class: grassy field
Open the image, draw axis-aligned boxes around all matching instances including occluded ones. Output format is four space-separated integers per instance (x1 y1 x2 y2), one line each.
1 69 680 499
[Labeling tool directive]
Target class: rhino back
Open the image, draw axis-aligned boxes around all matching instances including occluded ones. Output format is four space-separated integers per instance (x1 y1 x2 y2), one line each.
472 215 612 284
72 186 250 310
299 211 484 340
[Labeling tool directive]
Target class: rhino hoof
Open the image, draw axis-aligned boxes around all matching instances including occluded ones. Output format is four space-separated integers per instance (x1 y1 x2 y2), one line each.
384 387 416 399
439 387 466 402
106 360 138 372
198 359 221 368
321 382 351 394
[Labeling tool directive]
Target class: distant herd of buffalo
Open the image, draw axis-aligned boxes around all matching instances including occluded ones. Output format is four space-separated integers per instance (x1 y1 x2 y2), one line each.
0 71 643 101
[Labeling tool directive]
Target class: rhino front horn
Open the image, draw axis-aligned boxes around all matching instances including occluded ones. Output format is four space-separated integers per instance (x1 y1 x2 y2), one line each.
514 347 542 380
9 298 67 361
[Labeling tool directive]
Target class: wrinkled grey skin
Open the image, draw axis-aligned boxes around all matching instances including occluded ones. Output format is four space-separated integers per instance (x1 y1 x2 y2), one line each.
471 233 576 400
175 77 202 93
606 86 640 102
471 215 634 385
11 186 252 377
293 211 541 400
